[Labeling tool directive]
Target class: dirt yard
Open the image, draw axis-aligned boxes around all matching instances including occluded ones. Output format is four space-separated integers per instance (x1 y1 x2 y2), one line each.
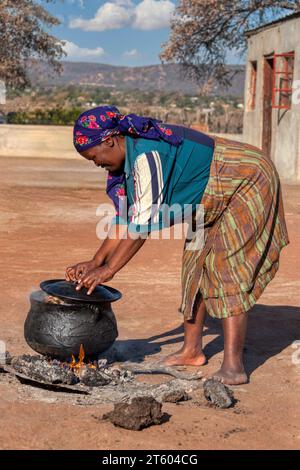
0 156 299 450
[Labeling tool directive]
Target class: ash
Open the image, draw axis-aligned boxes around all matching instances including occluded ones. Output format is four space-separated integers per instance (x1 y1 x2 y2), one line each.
10 354 134 388
1 352 235 409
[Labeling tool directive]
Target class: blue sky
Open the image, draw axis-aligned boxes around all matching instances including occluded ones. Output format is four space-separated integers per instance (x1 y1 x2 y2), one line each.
43 0 245 66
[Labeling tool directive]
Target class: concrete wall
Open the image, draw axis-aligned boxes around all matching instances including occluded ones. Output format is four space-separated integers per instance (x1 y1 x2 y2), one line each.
0 124 78 159
243 17 300 180
0 124 243 160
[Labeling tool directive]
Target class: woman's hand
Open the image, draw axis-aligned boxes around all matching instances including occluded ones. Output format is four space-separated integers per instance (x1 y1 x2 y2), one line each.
75 264 114 295
65 259 98 282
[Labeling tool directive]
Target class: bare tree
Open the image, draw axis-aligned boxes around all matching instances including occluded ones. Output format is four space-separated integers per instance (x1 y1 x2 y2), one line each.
0 0 65 89
160 0 300 87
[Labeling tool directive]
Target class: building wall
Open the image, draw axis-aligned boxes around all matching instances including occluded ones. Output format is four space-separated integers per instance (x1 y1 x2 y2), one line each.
0 124 243 160
243 17 300 180
0 124 77 159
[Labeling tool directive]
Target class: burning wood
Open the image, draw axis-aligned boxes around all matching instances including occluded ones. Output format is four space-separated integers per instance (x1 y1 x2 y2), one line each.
9 344 135 389
2 346 235 410
79 367 112 387
69 344 87 372
11 355 79 385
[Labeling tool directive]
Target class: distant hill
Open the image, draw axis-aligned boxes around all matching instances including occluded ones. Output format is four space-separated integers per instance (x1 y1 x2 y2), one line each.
29 61 245 97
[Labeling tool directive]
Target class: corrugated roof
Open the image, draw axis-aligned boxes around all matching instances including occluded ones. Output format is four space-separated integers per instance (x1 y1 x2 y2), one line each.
245 10 300 37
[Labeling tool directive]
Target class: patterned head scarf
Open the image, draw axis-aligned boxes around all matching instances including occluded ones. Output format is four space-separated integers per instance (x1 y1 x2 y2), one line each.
73 105 182 152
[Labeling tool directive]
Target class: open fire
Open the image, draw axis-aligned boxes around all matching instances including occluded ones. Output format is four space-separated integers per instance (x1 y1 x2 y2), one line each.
68 344 96 373
1 349 235 410
9 345 134 389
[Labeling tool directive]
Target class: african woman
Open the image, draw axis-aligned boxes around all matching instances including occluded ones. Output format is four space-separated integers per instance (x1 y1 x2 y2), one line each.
65 105 289 385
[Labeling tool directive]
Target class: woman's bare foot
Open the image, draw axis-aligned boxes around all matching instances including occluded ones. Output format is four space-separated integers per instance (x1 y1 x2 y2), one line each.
159 348 207 367
212 367 248 385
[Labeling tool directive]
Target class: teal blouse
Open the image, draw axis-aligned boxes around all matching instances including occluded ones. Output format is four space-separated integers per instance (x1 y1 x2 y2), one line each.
108 125 214 233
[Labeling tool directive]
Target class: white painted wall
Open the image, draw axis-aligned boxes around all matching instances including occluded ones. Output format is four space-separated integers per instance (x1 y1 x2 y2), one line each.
0 124 243 160
243 16 300 180
0 124 78 159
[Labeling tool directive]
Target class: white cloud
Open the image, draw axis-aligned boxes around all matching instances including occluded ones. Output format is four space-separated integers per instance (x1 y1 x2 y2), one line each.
133 0 175 30
63 40 106 61
113 0 134 5
123 48 140 57
69 0 175 32
69 2 134 32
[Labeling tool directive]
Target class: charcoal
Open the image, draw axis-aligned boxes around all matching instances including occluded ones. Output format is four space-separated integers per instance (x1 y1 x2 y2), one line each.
5 351 12 365
113 368 134 384
110 368 121 380
97 366 134 384
203 378 235 408
14 373 88 394
0 350 11 367
103 396 164 431
79 367 112 387
11 355 79 385
97 359 108 369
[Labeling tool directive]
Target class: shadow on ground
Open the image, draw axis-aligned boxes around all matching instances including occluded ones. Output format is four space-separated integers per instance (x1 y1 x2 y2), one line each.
110 304 300 378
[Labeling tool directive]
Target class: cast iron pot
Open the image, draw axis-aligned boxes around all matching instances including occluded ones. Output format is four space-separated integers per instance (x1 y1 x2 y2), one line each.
24 281 121 360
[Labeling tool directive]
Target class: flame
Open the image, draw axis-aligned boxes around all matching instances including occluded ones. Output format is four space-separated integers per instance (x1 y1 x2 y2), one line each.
68 344 96 371
79 343 85 363
70 344 85 371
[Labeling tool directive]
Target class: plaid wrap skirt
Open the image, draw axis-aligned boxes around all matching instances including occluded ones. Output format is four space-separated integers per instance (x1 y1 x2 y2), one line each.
180 135 289 320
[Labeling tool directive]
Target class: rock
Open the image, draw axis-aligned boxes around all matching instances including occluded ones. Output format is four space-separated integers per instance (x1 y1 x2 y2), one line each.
161 389 189 403
190 387 207 406
103 396 164 430
203 378 235 409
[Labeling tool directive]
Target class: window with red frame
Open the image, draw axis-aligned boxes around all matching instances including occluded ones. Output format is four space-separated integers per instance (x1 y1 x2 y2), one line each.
272 52 295 109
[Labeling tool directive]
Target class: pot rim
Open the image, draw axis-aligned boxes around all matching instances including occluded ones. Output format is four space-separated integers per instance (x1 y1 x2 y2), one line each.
40 279 122 304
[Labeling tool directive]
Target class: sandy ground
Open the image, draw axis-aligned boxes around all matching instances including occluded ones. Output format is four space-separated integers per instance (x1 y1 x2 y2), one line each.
0 156 299 450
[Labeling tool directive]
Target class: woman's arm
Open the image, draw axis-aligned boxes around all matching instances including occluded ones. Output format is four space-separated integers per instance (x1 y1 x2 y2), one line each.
106 233 146 274
93 223 126 266
65 223 126 281
76 231 146 294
